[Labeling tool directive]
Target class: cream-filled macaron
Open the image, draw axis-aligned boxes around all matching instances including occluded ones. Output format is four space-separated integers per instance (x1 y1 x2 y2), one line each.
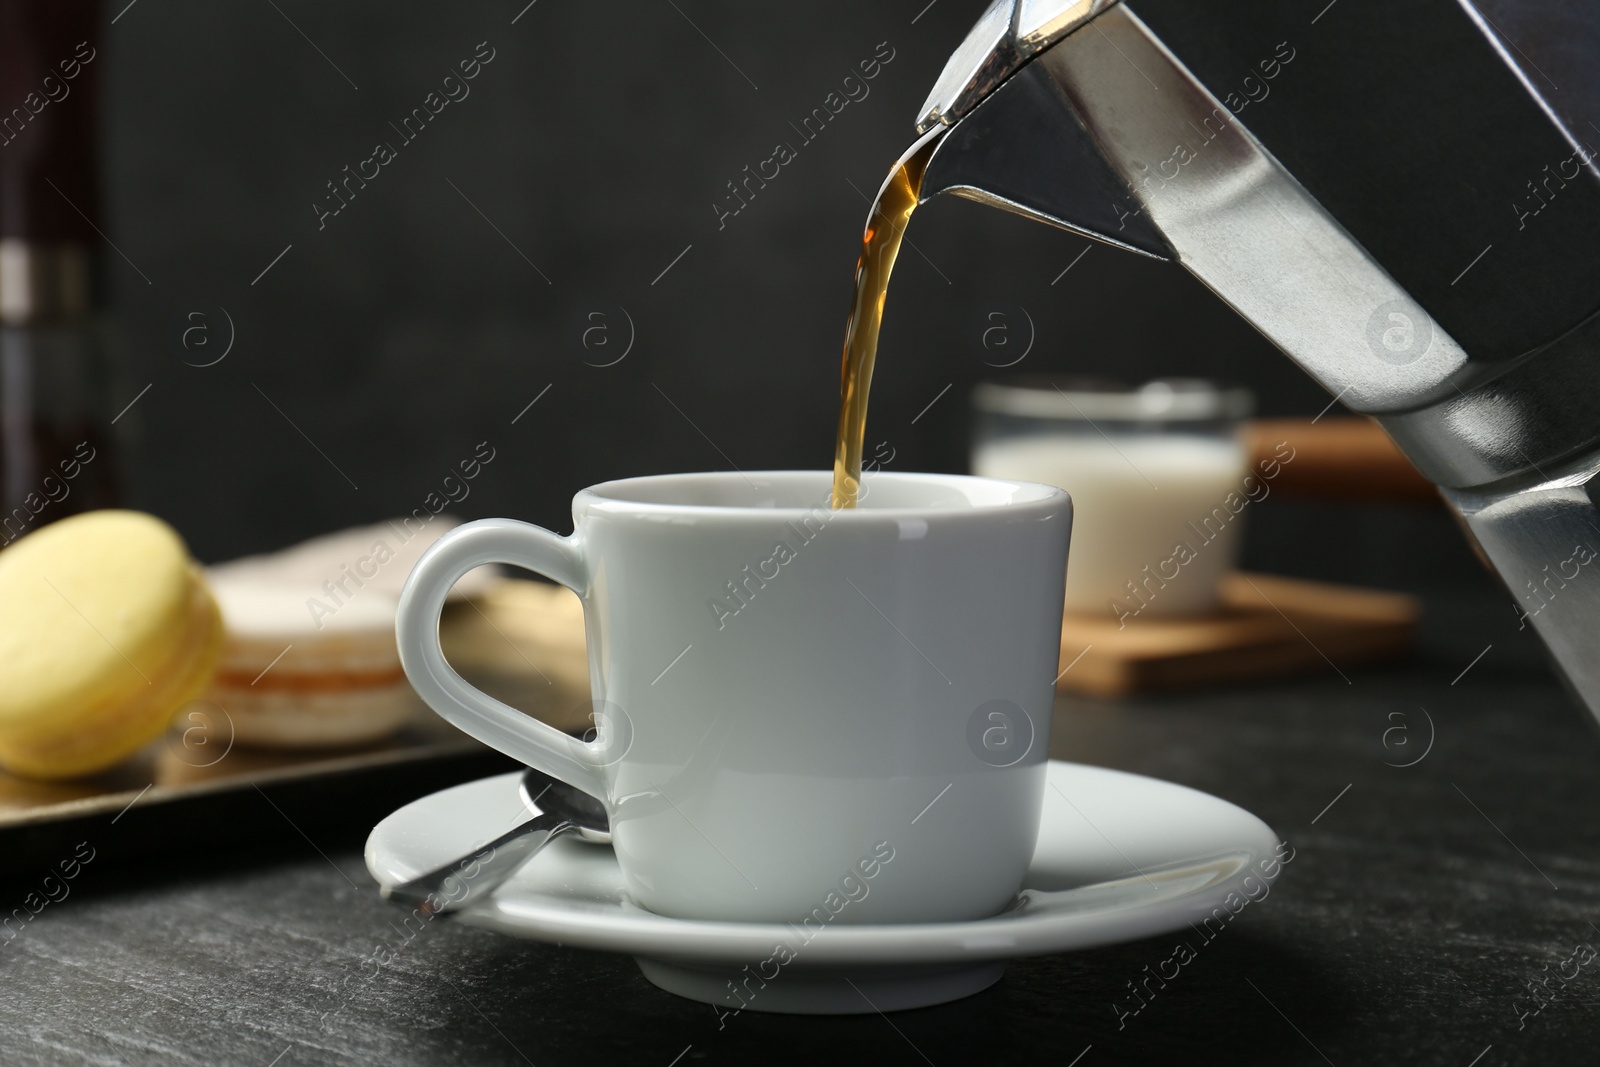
205 580 418 748
0 511 224 779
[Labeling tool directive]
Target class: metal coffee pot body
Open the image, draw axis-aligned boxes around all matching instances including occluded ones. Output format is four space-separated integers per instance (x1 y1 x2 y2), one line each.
915 0 1600 723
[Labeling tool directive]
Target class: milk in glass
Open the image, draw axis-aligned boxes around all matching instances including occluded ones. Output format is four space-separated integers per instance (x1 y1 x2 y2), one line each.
971 380 1252 622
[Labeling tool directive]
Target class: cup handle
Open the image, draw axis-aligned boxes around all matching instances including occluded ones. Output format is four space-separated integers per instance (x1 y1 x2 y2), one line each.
396 517 607 801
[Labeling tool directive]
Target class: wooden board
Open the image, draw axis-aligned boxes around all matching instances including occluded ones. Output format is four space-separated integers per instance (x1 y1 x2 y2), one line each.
1243 417 1438 504
1056 571 1420 696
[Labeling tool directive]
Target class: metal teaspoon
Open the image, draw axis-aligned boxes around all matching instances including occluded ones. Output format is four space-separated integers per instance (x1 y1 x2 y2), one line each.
382 767 610 915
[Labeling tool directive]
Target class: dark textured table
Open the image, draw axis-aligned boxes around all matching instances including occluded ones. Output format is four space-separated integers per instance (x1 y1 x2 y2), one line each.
4 586 1598 1067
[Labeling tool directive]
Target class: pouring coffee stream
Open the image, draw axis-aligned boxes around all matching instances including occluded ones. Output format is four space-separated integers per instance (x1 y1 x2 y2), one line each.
830 130 941 509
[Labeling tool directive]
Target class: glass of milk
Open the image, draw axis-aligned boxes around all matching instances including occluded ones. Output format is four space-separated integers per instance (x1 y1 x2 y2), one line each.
971 378 1254 623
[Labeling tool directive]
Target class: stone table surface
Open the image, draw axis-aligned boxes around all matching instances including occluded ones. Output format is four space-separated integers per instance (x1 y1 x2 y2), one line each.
3 587 1598 1067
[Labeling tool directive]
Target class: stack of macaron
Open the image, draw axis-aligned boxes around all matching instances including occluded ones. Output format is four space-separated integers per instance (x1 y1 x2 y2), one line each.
0 511 495 779
0 511 223 779
201 581 416 748
200 518 493 749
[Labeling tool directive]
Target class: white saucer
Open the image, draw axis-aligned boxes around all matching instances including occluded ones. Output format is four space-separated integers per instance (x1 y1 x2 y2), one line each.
366 761 1283 1014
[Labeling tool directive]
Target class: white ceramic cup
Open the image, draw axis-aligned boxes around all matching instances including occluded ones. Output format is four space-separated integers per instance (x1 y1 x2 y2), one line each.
396 470 1070 924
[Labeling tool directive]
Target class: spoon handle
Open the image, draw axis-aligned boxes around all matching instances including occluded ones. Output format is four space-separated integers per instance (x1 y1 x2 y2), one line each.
383 810 573 915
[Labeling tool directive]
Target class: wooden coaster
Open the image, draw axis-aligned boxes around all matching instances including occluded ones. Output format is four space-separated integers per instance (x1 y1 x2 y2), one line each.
1055 572 1419 696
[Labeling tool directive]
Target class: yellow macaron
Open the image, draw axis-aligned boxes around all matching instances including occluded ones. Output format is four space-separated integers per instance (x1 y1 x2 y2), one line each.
0 510 223 779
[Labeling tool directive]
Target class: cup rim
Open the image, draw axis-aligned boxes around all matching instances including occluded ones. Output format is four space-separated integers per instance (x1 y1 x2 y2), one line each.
575 470 1068 519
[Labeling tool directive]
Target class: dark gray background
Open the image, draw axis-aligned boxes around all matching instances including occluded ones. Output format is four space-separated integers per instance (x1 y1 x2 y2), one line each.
98 0 1488 597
